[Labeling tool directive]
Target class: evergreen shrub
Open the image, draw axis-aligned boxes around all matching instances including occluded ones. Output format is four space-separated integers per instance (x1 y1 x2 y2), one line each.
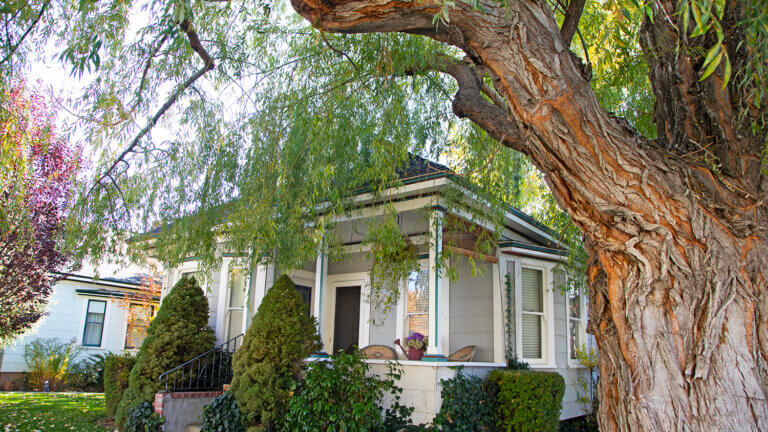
230 274 321 430
201 392 247 432
488 370 565 432
116 277 215 428
433 368 498 432
104 353 137 417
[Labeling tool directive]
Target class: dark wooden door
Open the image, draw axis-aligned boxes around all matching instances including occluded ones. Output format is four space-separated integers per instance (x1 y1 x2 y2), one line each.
333 285 361 354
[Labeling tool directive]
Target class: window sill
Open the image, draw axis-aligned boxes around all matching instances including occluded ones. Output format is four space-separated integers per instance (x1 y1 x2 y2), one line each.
527 362 557 369
568 361 585 369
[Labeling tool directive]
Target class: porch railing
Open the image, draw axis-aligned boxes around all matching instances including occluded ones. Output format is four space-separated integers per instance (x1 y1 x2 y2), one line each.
158 333 244 392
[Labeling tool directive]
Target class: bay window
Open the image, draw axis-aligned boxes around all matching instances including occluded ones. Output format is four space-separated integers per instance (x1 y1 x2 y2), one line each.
568 289 586 363
520 268 544 359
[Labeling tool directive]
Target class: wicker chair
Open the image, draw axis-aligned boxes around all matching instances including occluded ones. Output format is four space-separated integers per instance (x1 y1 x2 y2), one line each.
447 345 478 362
359 345 398 360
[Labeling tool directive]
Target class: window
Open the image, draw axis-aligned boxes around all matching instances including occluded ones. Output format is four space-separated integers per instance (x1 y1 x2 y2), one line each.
406 269 429 337
83 300 107 347
296 285 312 316
125 304 153 349
568 290 585 361
520 268 544 359
225 269 247 342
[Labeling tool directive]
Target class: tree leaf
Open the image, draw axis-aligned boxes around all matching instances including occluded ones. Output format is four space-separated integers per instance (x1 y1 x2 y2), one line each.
700 50 722 81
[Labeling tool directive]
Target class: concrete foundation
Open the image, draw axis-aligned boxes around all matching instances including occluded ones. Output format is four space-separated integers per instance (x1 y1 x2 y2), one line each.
154 391 223 432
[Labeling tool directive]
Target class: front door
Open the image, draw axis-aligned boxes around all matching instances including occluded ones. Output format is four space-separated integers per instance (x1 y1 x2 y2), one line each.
333 286 361 354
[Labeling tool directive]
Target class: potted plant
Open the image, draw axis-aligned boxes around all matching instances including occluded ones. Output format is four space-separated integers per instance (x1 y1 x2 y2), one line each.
394 333 428 360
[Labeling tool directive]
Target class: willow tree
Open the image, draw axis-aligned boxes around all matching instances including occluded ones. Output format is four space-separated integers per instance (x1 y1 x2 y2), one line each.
2 0 766 430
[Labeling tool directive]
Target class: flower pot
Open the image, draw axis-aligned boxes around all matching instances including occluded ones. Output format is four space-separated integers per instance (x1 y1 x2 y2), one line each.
408 348 425 361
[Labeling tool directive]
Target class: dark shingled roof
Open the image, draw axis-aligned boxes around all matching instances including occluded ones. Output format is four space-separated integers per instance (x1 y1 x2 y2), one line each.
396 153 453 182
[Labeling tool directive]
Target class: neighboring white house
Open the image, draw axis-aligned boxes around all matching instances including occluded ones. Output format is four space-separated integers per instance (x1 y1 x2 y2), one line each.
0 273 158 390
150 155 594 424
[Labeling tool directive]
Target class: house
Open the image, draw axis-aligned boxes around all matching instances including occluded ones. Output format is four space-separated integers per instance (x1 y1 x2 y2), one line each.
0 273 159 390
149 155 593 427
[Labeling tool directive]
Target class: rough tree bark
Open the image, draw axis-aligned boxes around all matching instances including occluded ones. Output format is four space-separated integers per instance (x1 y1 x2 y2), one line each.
289 0 768 430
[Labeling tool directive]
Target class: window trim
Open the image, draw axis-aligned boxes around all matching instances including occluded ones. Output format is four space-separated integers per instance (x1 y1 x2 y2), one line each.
566 288 587 368
513 259 556 367
82 299 107 348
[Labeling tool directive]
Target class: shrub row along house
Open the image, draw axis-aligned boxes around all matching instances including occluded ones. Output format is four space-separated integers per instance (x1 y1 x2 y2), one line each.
142 155 594 429
0 273 159 391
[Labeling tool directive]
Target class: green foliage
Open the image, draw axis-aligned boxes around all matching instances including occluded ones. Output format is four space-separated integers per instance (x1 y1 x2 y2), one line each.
488 370 565 432
573 346 599 421
558 416 599 432
22 337 81 391
201 392 246 432
230 274 321 430
124 401 164 432
505 357 530 371
365 207 420 318
116 276 215 427
433 368 498 432
67 353 106 392
281 350 415 432
104 353 137 417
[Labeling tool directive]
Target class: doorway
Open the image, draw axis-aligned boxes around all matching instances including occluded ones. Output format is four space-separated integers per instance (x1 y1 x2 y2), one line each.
333 285 361 354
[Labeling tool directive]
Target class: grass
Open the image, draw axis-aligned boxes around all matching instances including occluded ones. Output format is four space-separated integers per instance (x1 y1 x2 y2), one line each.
0 392 111 432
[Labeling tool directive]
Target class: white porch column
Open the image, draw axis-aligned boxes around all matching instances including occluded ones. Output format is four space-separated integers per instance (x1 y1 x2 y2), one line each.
314 246 329 353
215 258 232 343
251 264 274 315
426 208 449 358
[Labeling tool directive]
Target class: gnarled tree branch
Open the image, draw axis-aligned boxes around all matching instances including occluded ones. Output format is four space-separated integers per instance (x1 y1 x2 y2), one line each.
560 0 585 46
88 18 216 197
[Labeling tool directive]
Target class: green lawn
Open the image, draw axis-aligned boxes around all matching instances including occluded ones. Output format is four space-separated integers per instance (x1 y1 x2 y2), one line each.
0 392 111 432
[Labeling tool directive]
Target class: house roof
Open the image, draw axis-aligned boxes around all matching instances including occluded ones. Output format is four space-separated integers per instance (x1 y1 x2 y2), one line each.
57 272 161 302
396 153 453 183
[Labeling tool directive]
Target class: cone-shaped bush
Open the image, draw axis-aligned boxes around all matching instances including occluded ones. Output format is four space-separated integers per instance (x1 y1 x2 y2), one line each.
116 276 216 428
230 274 321 430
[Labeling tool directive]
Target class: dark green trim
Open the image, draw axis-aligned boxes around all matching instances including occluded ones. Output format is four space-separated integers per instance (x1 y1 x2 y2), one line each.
498 241 568 256
75 289 160 301
421 354 447 362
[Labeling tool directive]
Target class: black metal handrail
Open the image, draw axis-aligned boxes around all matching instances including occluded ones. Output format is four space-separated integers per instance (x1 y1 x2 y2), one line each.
158 333 243 392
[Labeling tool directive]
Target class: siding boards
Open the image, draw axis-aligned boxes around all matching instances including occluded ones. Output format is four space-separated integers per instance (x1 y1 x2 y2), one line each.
449 257 493 362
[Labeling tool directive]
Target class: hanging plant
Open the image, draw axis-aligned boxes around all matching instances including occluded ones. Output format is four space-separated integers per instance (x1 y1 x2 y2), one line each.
364 209 419 319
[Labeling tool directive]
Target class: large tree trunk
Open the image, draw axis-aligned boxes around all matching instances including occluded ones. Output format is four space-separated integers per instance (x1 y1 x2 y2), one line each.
289 0 768 430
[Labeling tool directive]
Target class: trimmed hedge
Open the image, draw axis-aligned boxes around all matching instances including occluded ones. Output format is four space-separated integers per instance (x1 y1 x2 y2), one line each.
488 370 565 432
104 354 137 417
230 275 321 430
116 276 215 428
